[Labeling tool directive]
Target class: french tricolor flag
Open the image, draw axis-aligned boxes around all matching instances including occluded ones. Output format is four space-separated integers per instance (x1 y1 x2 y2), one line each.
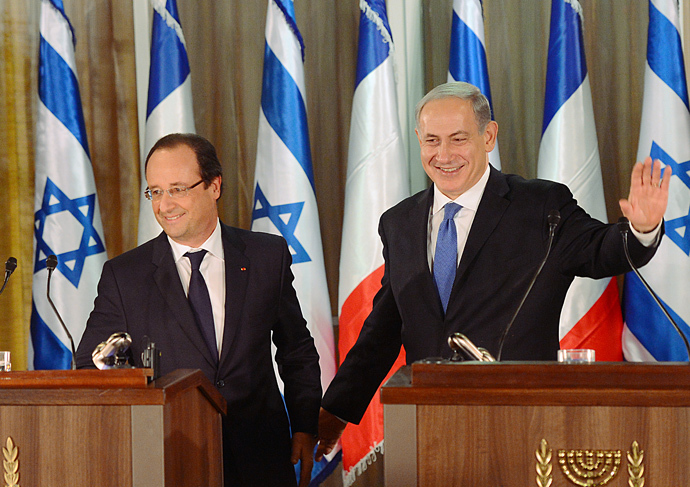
537 0 623 360
337 1 410 484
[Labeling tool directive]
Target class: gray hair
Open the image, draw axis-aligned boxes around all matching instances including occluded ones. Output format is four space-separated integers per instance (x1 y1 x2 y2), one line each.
415 82 492 133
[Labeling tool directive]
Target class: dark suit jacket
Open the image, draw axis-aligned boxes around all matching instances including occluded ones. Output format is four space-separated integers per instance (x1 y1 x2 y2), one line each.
323 167 660 424
76 222 321 485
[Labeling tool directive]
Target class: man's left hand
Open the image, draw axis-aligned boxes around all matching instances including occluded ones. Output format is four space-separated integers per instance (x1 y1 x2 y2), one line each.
619 156 671 233
291 431 316 487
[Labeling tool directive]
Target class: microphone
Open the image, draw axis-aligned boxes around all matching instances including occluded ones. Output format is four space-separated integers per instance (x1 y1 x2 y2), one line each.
0 257 17 296
92 332 133 370
496 210 561 361
46 255 77 370
141 336 161 380
617 217 690 359
448 333 495 362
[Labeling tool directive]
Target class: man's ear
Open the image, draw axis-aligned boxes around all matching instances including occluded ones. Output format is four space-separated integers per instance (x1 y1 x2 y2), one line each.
484 120 498 152
211 176 222 199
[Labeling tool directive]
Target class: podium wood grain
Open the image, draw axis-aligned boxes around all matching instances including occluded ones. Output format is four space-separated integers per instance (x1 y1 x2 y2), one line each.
381 362 690 486
0 369 225 487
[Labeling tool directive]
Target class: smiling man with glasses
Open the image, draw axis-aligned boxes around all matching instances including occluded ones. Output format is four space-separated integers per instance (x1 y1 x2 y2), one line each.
76 133 322 487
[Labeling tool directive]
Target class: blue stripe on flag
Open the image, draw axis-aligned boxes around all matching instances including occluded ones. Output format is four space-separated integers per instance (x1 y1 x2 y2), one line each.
355 0 393 88
38 35 90 158
146 1 190 118
623 272 690 361
261 44 315 191
648 1 690 110
30 304 72 370
449 11 493 108
48 0 66 12
542 0 588 133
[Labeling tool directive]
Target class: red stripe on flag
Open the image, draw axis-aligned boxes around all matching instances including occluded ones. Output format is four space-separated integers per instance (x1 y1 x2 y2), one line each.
559 277 623 361
339 265 406 475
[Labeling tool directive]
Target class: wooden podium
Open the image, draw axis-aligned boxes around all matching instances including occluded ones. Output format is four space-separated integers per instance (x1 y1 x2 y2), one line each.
381 361 690 486
0 368 226 487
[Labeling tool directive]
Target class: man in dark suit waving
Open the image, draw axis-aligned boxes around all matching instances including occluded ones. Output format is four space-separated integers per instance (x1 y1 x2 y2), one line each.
76 133 321 487
316 81 670 459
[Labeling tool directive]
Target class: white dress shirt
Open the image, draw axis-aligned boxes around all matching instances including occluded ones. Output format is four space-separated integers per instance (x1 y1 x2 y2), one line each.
168 220 225 357
427 165 661 272
428 165 491 271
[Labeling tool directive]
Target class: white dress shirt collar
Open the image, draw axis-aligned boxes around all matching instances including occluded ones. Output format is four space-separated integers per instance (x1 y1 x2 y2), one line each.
431 163 491 215
168 219 224 264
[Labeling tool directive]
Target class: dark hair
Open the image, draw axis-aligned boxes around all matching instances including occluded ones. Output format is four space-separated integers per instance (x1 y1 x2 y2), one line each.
145 133 223 196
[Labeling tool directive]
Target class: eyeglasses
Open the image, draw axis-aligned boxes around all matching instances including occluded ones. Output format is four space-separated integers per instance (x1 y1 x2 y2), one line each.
144 180 204 201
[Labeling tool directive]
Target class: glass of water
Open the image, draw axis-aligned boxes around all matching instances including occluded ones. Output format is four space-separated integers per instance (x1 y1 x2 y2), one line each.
557 349 595 364
0 351 11 371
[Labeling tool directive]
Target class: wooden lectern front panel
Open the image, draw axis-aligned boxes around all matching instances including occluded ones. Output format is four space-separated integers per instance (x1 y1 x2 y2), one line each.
0 404 132 486
416 404 690 486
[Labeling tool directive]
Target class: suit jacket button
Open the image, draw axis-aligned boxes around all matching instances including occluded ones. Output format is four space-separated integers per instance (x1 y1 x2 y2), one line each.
216 380 225 388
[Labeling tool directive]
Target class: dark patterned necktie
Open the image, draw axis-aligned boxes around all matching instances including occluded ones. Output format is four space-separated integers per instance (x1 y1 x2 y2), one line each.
434 203 461 313
185 250 218 362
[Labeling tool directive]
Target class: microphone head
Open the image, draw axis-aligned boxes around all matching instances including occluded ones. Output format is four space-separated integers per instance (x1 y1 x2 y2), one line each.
46 255 58 271
548 210 561 227
617 216 631 234
5 257 17 275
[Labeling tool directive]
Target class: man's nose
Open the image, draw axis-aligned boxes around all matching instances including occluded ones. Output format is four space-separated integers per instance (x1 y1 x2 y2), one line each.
157 191 176 211
436 140 452 162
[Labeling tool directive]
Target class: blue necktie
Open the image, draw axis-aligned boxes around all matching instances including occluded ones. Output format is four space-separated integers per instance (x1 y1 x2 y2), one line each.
434 203 461 313
185 250 218 363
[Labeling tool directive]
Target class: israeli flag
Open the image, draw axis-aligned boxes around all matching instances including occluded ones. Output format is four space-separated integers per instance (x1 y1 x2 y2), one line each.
32 0 107 369
251 1 337 483
538 0 624 360
623 0 690 361
448 0 500 169
137 0 196 244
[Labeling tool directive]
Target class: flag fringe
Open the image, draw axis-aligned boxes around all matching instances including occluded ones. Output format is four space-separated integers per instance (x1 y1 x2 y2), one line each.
359 0 395 58
358 0 399 90
149 0 188 48
564 0 584 21
271 0 306 62
43 0 77 46
342 440 384 487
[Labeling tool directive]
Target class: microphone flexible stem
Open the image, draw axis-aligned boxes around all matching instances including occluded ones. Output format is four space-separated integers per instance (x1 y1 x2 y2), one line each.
496 225 557 361
620 224 690 360
0 272 9 296
0 257 16 296
47 267 77 370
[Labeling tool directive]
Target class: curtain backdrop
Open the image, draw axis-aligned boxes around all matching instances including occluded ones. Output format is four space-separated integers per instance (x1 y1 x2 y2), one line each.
0 0 666 378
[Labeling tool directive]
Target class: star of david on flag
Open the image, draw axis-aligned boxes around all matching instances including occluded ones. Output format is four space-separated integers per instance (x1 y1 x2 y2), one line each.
650 142 690 256
32 0 107 370
251 1 338 484
252 184 308 264
623 0 690 362
34 178 106 285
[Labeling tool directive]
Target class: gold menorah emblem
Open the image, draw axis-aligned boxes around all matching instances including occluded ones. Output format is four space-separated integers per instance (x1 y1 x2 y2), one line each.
536 439 644 486
557 448 621 486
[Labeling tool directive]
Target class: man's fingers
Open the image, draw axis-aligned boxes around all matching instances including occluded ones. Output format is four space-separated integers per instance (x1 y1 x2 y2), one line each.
661 163 673 189
315 440 335 462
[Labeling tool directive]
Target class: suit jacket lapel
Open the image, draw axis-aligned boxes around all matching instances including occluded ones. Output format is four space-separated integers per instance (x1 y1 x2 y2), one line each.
218 224 250 370
151 234 217 367
408 187 444 319
452 167 510 295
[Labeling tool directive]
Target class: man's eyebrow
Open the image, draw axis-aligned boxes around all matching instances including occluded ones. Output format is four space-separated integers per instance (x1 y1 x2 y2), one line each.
424 130 470 138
